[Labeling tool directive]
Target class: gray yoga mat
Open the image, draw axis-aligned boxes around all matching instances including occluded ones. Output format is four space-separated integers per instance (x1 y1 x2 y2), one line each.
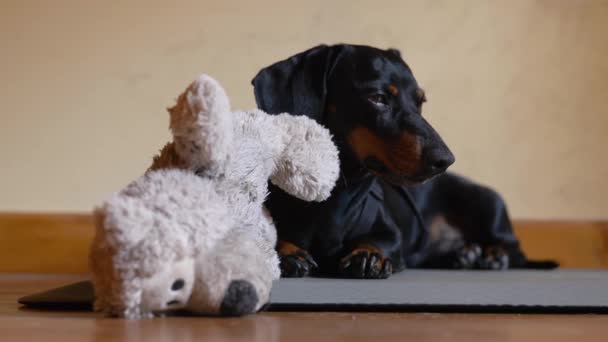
18 270 608 313
269 270 608 312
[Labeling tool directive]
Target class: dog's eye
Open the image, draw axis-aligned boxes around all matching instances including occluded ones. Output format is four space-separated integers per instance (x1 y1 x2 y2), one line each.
368 94 388 106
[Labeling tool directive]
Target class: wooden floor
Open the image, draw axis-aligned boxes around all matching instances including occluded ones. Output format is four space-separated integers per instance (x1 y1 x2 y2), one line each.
1 215 608 341
0 273 607 342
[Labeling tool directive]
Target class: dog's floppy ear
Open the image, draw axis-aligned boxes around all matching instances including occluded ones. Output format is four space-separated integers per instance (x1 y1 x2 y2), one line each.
251 44 342 123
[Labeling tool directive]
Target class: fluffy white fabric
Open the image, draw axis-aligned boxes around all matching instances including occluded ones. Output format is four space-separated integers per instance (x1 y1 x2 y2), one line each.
90 74 339 318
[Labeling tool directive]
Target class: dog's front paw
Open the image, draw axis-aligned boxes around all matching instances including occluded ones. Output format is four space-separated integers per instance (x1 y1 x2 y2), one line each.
477 245 510 270
339 244 392 279
277 240 317 277
452 243 483 269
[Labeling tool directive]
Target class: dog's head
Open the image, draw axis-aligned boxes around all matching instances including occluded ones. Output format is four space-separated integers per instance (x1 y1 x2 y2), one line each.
252 44 454 185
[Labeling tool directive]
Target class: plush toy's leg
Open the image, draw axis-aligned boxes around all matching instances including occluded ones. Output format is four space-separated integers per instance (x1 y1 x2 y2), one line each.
168 74 233 175
268 114 339 203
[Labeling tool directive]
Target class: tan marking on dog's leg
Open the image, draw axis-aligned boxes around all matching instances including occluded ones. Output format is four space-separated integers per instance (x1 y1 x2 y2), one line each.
276 240 302 257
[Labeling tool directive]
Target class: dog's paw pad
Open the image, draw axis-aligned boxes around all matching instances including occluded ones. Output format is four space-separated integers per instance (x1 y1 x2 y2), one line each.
452 244 482 269
477 246 509 270
277 241 317 278
339 244 392 279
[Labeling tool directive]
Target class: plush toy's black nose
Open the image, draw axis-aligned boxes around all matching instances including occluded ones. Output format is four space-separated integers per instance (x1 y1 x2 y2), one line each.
219 280 259 316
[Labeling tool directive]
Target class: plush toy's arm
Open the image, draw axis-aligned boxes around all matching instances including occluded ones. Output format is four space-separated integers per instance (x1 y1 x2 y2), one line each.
167 74 233 175
269 114 340 202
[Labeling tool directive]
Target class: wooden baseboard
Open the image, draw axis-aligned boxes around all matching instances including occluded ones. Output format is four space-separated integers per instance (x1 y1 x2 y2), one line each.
0 213 607 272
514 220 608 269
0 213 94 273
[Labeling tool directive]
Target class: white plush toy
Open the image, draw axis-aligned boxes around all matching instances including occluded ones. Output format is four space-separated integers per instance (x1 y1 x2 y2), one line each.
90 74 339 319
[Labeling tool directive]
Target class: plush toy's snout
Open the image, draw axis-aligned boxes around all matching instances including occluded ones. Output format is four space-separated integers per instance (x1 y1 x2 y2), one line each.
139 258 195 313
219 279 259 316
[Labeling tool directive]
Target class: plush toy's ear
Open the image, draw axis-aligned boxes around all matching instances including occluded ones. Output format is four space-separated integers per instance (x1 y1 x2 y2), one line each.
169 74 233 175
251 44 344 124
269 114 340 202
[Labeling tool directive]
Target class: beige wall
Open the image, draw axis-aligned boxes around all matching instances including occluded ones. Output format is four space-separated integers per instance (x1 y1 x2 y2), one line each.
1 0 607 219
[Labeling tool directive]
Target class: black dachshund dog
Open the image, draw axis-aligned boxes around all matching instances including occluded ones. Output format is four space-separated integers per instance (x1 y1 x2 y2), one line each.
252 44 557 278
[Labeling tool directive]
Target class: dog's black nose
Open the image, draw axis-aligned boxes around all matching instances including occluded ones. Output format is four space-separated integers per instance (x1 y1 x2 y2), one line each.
426 149 455 174
219 280 259 316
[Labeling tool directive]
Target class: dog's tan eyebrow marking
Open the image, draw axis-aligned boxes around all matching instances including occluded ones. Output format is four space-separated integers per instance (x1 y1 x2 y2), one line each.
416 88 427 103
387 84 399 96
